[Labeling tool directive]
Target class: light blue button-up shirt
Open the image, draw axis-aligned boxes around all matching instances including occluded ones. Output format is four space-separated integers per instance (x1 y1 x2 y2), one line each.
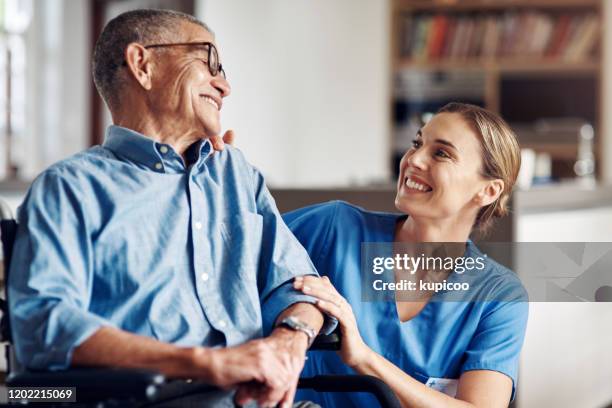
9 125 326 370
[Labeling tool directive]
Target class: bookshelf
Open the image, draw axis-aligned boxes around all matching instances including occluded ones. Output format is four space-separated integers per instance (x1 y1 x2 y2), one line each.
395 0 602 12
391 0 603 181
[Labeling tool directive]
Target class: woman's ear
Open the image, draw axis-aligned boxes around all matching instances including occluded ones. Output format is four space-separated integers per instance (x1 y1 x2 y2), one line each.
475 179 504 207
124 42 153 90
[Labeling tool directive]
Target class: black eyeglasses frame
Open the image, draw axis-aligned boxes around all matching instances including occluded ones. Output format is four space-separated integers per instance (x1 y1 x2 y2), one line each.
122 41 226 79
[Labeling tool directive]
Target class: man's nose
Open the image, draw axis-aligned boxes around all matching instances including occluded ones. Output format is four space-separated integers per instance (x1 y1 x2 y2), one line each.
212 76 231 98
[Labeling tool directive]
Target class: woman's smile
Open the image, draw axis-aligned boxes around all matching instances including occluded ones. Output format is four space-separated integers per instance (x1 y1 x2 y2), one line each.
403 175 433 193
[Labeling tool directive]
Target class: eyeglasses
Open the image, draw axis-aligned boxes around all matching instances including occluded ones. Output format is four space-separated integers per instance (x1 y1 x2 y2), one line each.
125 41 226 79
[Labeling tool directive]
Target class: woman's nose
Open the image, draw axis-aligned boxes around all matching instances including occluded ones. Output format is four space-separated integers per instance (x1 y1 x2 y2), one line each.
403 148 427 171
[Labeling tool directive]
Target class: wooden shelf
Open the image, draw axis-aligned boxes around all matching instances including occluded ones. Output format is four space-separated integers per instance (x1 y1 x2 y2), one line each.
396 0 602 12
520 143 577 160
395 58 600 74
390 0 604 180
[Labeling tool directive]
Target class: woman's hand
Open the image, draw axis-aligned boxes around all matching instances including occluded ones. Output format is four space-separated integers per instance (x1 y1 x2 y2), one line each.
293 275 371 368
209 129 235 152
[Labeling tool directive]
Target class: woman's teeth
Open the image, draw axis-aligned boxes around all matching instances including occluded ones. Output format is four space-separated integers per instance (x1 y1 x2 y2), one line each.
405 177 431 192
203 96 219 110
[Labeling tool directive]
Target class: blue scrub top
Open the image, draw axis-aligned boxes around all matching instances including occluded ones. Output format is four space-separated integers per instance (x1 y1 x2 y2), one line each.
284 201 528 407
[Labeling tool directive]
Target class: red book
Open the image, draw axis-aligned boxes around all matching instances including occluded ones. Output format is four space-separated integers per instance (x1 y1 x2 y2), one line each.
558 16 584 59
428 15 449 59
547 14 571 57
441 17 457 59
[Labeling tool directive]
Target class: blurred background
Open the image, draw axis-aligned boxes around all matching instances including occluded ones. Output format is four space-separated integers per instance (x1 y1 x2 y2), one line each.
0 0 611 406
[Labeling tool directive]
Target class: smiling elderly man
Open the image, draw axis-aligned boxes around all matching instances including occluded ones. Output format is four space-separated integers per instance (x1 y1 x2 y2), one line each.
8 9 331 408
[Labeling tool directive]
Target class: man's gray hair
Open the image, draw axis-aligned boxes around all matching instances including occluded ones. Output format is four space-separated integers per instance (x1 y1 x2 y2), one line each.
92 9 212 111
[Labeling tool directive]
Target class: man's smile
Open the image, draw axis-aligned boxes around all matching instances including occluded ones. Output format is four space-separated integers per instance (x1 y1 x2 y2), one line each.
200 94 221 110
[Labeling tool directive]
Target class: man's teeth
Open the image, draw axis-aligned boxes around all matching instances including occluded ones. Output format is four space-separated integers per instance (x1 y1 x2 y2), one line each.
203 96 219 110
405 178 431 192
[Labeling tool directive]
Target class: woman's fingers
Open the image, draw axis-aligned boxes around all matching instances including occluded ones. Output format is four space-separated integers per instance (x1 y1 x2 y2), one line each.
223 129 235 146
294 275 339 295
293 276 343 306
209 135 225 151
293 276 349 321
313 297 343 319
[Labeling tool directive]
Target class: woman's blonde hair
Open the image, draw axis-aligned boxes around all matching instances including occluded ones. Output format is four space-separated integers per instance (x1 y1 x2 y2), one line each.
437 102 521 234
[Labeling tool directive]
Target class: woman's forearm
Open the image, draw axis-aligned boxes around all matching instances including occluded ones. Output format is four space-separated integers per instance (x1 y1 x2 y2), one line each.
352 348 475 408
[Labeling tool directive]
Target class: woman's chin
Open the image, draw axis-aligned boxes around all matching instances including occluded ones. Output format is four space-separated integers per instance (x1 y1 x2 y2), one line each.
395 194 435 218
394 196 414 215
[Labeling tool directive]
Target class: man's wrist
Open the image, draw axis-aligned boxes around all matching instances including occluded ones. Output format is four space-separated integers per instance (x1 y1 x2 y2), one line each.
274 316 317 347
271 326 309 351
181 346 216 380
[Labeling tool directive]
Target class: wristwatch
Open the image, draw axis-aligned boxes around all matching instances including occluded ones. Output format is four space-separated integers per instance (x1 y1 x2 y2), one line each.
276 316 317 346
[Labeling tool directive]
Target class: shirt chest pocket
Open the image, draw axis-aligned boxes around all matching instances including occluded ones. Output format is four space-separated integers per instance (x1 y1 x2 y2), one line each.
219 212 264 283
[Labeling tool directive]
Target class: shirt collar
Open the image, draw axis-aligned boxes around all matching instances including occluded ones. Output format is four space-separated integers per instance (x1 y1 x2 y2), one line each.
102 125 213 173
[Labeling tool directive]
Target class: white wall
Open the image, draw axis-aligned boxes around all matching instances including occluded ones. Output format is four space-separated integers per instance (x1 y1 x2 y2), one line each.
196 0 391 187
516 209 612 408
20 0 90 180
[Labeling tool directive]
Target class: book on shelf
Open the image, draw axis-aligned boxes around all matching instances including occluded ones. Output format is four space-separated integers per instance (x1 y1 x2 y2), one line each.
399 11 600 63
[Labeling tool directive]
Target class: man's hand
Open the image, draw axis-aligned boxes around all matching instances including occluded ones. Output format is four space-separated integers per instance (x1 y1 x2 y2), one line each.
210 129 235 152
72 325 302 407
73 327 292 394
198 338 292 392
234 328 309 408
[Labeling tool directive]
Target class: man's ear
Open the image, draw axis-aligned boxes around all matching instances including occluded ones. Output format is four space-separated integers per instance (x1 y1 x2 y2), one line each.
474 179 504 207
124 43 153 90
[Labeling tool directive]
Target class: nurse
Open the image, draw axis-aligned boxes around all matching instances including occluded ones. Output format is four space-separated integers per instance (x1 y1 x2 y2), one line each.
286 103 528 408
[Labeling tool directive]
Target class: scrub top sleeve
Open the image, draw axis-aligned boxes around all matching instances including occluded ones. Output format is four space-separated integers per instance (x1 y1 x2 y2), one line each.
282 201 341 266
461 300 529 401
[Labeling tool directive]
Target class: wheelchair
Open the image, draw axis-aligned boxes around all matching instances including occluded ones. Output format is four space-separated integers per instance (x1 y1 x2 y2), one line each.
0 199 400 407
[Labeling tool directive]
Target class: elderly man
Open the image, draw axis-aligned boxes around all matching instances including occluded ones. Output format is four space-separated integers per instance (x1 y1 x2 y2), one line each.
8 9 331 407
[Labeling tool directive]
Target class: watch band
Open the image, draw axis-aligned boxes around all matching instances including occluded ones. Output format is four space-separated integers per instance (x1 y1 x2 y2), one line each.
276 316 316 346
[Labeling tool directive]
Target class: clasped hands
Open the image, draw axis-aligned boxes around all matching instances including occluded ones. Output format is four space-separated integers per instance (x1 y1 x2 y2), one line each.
198 325 309 408
218 274 368 407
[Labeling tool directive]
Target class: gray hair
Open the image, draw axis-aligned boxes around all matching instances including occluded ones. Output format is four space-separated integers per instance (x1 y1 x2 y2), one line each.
92 9 212 111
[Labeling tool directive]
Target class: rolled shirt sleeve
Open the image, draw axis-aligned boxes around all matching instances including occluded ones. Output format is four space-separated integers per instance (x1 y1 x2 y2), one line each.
251 167 337 336
8 170 112 370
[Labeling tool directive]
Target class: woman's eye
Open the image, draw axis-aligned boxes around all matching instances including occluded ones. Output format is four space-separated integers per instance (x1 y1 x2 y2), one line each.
435 149 450 159
411 139 422 149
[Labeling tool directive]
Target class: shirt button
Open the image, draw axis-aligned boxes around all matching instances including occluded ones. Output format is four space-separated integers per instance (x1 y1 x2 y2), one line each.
194 221 203 230
218 320 227 329
154 162 163 170
159 146 169 154
201 273 209 282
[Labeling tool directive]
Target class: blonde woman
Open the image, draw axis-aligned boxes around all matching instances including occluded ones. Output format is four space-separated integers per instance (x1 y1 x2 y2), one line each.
286 103 528 408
